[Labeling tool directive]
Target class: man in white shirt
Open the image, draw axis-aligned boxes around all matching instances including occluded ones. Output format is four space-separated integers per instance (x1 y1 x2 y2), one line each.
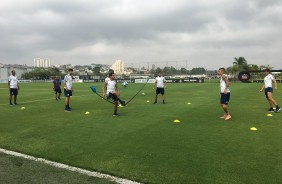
102 73 125 116
102 69 114 92
218 68 231 120
153 72 166 104
259 68 281 112
64 68 74 112
8 70 19 105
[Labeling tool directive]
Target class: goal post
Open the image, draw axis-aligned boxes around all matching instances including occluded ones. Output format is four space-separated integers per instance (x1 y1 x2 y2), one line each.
129 74 155 83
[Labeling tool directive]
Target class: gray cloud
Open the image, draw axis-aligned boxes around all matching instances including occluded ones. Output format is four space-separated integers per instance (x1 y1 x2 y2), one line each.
0 0 282 69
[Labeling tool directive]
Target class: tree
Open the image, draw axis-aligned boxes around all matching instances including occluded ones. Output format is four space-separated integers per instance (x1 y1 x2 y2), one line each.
180 68 188 75
226 65 239 79
233 57 249 71
248 64 259 71
50 67 61 76
92 66 101 76
21 68 62 80
163 67 171 76
191 67 207 74
259 65 273 70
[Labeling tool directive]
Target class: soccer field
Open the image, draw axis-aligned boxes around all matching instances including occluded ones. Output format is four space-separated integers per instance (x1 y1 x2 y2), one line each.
0 82 282 184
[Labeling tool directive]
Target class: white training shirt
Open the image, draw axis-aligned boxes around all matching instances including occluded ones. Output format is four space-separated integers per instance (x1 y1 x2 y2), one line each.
9 75 18 89
105 77 110 83
264 74 274 88
220 74 230 93
107 80 116 94
64 74 73 90
155 76 165 88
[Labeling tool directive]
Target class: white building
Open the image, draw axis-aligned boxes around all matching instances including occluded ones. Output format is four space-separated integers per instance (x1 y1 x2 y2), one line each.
34 58 51 68
0 64 33 81
111 60 124 74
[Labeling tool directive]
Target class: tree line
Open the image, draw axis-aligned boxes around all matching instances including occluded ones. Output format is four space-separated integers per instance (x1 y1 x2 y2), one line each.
21 66 209 80
21 58 274 80
227 57 273 79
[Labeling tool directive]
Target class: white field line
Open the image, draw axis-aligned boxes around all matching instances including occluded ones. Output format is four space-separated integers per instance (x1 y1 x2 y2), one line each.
0 95 92 106
0 148 141 184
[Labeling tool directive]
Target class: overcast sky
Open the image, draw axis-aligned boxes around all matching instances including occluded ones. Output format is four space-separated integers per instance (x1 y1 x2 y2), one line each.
0 0 282 70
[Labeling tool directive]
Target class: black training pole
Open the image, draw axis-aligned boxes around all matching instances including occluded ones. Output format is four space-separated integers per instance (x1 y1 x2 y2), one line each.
126 80 149 105
90 86 114 104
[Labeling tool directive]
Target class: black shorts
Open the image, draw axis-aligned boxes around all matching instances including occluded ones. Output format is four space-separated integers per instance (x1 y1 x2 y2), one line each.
54 88 62 94
64 89 72 97
220 93 230 105
108 92 118 101
156 87 165 95
265 87 273 98
10 88 18 96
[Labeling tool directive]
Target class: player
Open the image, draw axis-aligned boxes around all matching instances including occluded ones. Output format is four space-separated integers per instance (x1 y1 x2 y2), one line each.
122 81 128 88
259 68 281 112
64 69 74 112
53 76 62 100
102 69 114 92
153 72 166 104
102 73 125 116
218 68 231 120
8 70 19 105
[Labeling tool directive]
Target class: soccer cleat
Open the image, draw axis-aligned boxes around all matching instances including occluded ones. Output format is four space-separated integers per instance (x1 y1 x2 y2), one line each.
113 113 120 117
220 114 228 119
276 107 281 112
268 107 274 112
153 101 157 104
58 97 61 100
14 103 18 105
120 100 126 106
225 115 231 121
64 108 71 112
10 103 13 105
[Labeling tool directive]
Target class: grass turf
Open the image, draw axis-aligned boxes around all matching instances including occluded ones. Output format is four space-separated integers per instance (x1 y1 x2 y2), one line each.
0 82 282 184
0 152 116 184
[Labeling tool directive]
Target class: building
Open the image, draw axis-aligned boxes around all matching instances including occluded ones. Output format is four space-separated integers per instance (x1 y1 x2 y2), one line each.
111 60 124 74
34 58 51 68
0 64 33 81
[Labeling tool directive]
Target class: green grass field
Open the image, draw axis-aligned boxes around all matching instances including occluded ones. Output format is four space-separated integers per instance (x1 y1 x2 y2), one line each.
0 82 282 184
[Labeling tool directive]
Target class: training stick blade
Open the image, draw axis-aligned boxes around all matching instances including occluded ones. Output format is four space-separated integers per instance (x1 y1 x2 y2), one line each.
90 86 97 93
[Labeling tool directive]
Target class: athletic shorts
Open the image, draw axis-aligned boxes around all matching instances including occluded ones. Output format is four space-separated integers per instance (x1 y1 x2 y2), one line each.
10 88 18 96
220 93 230 105
54 88 62 94
156 87 165 95
64 89 72 97
265 87 273 98
108 92 118 101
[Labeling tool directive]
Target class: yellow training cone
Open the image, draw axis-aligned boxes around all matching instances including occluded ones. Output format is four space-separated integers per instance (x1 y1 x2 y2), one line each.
174 119 181 123
187 102 191 105
250 127 258 131
267 114 273 117
21 107 26 110
147 100 150 103
118 104 123 107
85 112 90 115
